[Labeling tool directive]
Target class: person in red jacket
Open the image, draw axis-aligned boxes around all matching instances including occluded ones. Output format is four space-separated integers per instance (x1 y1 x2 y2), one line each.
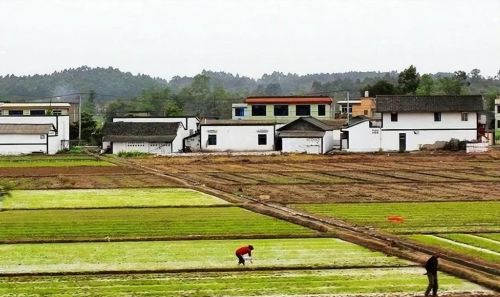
235 245 254 265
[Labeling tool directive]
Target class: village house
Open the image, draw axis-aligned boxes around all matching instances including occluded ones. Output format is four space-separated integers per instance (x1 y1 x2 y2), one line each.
199 119 277 152
232 96 335 120
102 116 199 154
0 102 71 154
277 117 345 154
0 102 79 123
338 94 376 118
341 95 483 152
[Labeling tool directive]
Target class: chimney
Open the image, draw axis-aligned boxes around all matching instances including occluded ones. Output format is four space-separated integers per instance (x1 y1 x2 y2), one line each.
364 91 369 98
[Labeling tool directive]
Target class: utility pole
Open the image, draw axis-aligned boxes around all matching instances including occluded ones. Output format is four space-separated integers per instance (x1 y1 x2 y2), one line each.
78 94 82 145
346 91 350 123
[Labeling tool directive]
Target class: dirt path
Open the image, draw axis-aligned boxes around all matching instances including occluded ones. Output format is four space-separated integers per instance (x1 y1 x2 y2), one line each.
93 153 500 292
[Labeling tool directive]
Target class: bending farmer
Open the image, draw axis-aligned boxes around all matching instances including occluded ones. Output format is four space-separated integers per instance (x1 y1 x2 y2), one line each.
235 245 254 265
424 255 439 297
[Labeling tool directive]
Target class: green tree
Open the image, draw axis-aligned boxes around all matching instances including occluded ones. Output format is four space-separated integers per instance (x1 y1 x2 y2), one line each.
469 68 482 80
415 74 435 95
398 65 420 94
264 83 283 96
82 90 97 115
485 89 499 111
70 112 98 144
437 77 462 95
363 80 396 97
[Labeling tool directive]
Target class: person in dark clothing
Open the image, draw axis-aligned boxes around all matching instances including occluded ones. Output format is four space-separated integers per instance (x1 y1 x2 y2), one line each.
424 255 439 297
235 245 254 265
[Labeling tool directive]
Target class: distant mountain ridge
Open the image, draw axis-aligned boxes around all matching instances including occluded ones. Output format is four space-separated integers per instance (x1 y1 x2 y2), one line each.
1 66 496 103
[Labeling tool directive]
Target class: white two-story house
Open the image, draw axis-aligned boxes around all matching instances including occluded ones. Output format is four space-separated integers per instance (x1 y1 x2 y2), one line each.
341 95 483 152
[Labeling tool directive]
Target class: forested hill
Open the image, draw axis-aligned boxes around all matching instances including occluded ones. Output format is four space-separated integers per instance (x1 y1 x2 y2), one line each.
0 66 167 102
1 66 499 104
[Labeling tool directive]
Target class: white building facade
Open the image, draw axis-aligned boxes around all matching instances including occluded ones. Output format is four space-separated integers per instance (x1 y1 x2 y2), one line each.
342 95 483 152
0 115 70 155
200 120 276 152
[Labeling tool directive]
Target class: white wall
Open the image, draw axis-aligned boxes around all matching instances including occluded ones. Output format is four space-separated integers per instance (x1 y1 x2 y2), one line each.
282 137 322 154
343 121 381 152
0 134 47 154
382 112 477 130
332 130 341 148
322 130 334 153
112 142 172 155
343 113 478 152
380 130 477 151
0 115 69 154
201 125 275 151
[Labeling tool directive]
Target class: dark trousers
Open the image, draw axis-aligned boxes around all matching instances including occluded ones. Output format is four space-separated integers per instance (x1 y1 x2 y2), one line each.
236 253 245 265
425 273 438 297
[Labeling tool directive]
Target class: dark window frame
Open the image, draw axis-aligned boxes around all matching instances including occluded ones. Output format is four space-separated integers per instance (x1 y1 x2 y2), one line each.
234 107 245 117
251 105 266 116
258 134 267 145
30 109 46 115
434 112 441 122
208 134 217 146
461 112 468 121
317 104 326 116
273 105 289 116
390 112 398 122
8 110 23 115
296 105 311 116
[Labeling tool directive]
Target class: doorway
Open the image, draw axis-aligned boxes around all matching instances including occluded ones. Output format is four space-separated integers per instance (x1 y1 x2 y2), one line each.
399 133 406 152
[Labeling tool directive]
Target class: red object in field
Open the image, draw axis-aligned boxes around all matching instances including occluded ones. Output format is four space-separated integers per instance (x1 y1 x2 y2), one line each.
387 215 405 223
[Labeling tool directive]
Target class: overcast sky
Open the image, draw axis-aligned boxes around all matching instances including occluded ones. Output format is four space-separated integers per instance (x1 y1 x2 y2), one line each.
0 0 499 79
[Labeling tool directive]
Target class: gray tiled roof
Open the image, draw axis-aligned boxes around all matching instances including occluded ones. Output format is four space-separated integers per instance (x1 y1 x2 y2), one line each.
102 122 179 142
376 95 483 112
0 124 53 134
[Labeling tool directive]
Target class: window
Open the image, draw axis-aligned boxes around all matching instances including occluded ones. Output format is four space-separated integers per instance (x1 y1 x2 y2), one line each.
342 106 352 114
208 134 217 145
363 110 368 116
8 110 23 115
296 105 311 116
252 105 266 116
497 105 500 113
52 110 62 115
235 107 245 117
391 113 398 122
434 112 441 122
461 112 468 121
258 134 267 145
318 105 326 116
30 109 45 115
274 105 288 116
497 120 500 129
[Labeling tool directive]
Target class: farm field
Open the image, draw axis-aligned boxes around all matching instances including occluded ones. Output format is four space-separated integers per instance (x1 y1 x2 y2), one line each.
3 188 228 209
0 238 409 274
0 152 497 296
294 201 500 234
0 269 488 296
408 234 500 264
0 207 312 242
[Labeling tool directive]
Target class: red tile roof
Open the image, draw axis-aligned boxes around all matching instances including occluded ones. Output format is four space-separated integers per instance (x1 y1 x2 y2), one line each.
245 96 333 104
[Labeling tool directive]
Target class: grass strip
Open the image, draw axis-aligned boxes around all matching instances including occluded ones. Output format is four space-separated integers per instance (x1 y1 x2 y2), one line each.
0 268 486 296
0 207 312 241
438 234 500 253
3 188 229 209
477 233 500 242
0 238 409 274
409 235 500 264
294 201 500 234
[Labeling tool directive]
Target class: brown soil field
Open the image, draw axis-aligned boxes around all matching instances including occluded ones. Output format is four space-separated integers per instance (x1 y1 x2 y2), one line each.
131 152 500 203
